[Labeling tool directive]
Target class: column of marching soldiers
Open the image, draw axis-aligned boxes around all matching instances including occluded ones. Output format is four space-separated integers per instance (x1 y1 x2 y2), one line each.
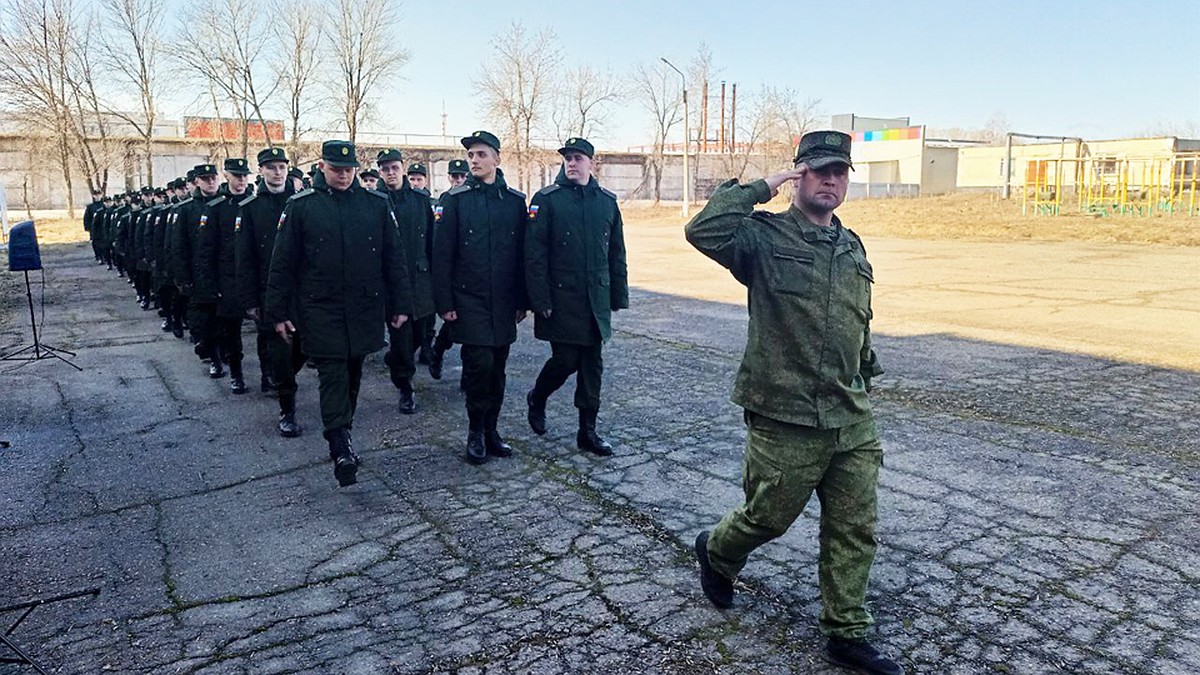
80 132 628 488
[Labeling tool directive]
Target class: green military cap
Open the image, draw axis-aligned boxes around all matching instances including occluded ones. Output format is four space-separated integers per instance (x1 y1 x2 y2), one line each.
794 130 854 170
447 159 469 175
288 167 304 179
140 185 153 194
558 137 595 159
308 163 319 176
192 163 218 177
460 130 500 152
256 147 289 165
376 148 403 164
359 168 381 180
224 158 251 175
321 139 359 168
406 162 427 177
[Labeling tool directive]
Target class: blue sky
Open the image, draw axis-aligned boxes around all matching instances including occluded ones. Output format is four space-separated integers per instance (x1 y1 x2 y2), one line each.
175 0 1200 148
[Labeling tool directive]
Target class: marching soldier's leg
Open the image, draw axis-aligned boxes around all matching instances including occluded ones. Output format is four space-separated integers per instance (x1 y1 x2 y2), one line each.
256 321 277 394
313 356 359 487
575 343 611 456
815 419 882 641
459 344 492 464
527 342 582 436
272 330 302 437
225 318 247 394
483 345 512 458
428 320 453 380
385 323 418 414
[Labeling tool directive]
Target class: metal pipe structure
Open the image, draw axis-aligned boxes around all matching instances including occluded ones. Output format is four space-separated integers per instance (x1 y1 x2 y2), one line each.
661 57 690 216
1003 132 1085 199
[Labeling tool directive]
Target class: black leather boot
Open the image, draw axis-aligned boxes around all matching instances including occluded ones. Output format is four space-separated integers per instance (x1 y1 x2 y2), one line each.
261 373 278 395
277 393 301 438
466 429 488 465
229 361 247 394
484 430 513 457
161 318 172 332
577 409 613 456
208 348 225 378
427 346 444 380
328 428 359 487
825 637 905 675
398 381 417 415
526 389 547 436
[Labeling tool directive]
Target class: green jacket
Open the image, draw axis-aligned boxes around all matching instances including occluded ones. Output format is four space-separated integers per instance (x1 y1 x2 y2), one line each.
264 172 414 359
154 201 178 289
385 178 436 320
525 172 629 345
432 168 528 347
83 200 102 234
113 207 133 257
171 190 216 299
133 207 151 271
236 179 294 312
684 179 883 429
197 186 251 317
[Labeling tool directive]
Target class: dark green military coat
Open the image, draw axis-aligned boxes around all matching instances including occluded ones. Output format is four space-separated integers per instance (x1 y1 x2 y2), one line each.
236 179 294 311
171 190 216 300
113 206 133 258
526 172 629 345
432 168 528 347
152 203 174 290
684 178 883 429
197 187 252 317
264 172 414 359
83 200 102 236
385 178 435 320
142 204 164 274
133 207 152 271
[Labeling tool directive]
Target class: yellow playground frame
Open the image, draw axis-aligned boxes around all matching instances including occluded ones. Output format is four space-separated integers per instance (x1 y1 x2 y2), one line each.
1023 154 1199 216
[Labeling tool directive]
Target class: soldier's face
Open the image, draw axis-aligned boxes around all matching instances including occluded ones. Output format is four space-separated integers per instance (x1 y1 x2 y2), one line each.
260 161 288 190
793 163 849 214
290 177 305 191
361 176 378 190
196 174 219 196
448 173 467 187
466 144 499 182
321 162 356 191
379 161 404 189
225 172 249 194
562 151 593 185
407 174 427 190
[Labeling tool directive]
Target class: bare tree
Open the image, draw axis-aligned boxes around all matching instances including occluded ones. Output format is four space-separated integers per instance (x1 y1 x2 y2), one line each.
476 21 561 194
65 9 116 193
273 0 322 154
100 0 166 185
548 65 622 142
326 0 410 144
630 61 683 204
0 0 83 215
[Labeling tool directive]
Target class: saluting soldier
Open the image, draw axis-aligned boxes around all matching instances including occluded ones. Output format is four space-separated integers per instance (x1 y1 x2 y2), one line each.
686 131 901 675
265 140 414 487
377 148 436 414
525 137 629 456
236 146 304 437
197 158 254 394
172 163 222 372
432 130 528 465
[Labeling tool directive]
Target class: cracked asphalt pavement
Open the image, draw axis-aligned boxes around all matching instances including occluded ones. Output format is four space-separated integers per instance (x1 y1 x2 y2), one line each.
1 235 1197 674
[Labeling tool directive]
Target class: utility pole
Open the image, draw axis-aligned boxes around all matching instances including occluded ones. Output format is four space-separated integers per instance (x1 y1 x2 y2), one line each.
662 57 689 217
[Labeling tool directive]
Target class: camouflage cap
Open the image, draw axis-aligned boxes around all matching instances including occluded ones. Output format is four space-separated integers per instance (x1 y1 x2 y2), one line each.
320 139 359 168
256 147 289 165
460 130 500 152
447 159 469 175
558 137 595 159
376 148 403 164
794 130 853 170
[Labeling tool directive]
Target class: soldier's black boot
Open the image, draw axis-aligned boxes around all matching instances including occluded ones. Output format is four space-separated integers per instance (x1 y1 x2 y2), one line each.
208 349 225 378
171 319 184 339
229 361 247 395
260 373 278 395
825 637 905 675
427 346 444 380
526 389 547 436
694 531 735 608
278 393 301 438
328 428 359 487
398 380 417 415
484 430 513 458
418 345 431 365
576 408 613 456
161 318 172 332
465 423 488 465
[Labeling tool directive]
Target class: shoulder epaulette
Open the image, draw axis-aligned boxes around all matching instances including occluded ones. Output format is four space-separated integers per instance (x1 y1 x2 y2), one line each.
446 184 471 196
178 196 194 206
238 194 257 208
536 184 560 196
365 188 389 199
844 226 866 253
289 188 315 201
506 186 526 199
206 195 226 207
598 186 617 200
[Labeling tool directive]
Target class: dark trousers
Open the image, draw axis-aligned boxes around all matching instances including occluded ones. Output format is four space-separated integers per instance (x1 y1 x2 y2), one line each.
188 301 217 352
214 316 243 366
269 330 308 397
385 316 432 389
533 341 604 411
460 344 509 431
433 319 455 353
172 292 189 328
157 285 175 317
312 355 365 434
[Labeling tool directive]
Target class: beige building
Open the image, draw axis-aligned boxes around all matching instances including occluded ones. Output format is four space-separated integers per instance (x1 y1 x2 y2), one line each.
832 115 973 198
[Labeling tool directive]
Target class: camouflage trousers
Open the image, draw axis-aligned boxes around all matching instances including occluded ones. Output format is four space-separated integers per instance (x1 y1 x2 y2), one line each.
707 412 882 639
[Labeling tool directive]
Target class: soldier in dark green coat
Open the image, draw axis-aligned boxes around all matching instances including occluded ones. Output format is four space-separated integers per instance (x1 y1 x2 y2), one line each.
132 186 156 310
197 158 254 393
96 196 115 269
237 146 303 437
426 159 471 378
432 130 528 465
172 164 222 373
265 140 414 487
84 190 104 262
153 181 182 333
161 177 191 337
525 138 629 456
377 149 436 414
686 131 901 675
111 196 131 278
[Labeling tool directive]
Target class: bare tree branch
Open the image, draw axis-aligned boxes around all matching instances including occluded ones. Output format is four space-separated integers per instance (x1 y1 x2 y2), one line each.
326 0 409 144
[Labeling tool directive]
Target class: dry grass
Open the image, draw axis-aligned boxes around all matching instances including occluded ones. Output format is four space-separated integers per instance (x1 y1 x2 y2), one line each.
621 193 1200 247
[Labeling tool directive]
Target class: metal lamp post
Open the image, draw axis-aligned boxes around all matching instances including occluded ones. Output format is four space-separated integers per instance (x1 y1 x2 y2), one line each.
661 57 689 218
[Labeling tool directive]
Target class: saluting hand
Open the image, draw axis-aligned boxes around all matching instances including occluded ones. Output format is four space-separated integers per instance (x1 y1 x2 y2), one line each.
275 320 296 343
765 165 809 197
390 314 408 328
